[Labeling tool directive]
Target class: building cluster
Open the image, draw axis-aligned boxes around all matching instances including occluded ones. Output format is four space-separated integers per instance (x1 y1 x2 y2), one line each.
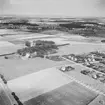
63 53 96 65
16 40 58 60
59 65 75 72
81 69 105 83
63 51 105 74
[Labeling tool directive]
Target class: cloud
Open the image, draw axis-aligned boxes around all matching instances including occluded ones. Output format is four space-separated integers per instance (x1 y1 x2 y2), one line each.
2 0 105 17
97 0 105 9
0 0 10 10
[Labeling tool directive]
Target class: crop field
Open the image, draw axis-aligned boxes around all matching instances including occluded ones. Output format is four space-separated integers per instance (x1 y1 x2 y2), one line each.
0 45 22 55
57 42 105 55
62 35 103 43
8 40 25 45
9 37 70 46
18 35 53 40
65 70 105 93
0 41 15 47
88 95 105 105
0 29 30 36
40 30 64 35
2 33 54 40
8 68 73 102
0 57 71 81
24 81 98 105
0 41 22 55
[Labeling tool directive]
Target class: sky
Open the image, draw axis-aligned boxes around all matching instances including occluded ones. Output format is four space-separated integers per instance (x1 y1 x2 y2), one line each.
0 0 105 17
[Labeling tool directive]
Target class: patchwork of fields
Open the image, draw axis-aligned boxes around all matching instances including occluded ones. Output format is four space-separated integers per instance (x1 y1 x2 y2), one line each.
0 29 105 105
0 57 71 80
8 68 73 102
8 68 98 105
24 82 97 105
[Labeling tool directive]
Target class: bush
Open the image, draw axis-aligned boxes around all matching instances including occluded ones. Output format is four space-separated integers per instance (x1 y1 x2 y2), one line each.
81 70 90 75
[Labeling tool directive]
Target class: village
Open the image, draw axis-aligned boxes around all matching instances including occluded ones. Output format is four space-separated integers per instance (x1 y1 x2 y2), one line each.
62 51 105 84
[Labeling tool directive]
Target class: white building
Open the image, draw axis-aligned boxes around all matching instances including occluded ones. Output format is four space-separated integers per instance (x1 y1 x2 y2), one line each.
21 53 30 60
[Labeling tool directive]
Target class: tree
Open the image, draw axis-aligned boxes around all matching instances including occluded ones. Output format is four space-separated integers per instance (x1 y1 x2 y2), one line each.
25 41 31 47
17 49 22 55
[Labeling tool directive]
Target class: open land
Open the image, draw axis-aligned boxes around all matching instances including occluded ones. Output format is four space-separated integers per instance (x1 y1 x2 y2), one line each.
0 57 71 81
8 68 98 105
0 17 105 105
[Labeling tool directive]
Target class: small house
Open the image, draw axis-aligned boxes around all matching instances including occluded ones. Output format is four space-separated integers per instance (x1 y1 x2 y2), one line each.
21 53 30 60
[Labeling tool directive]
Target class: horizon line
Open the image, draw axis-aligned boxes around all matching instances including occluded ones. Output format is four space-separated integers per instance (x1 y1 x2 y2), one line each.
0 14 105 19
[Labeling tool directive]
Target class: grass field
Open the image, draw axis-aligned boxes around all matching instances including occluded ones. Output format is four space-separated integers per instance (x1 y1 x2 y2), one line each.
24 81 97 105
0 57 71 81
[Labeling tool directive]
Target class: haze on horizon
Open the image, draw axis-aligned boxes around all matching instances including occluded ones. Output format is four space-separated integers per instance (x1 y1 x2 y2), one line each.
0 0 105 17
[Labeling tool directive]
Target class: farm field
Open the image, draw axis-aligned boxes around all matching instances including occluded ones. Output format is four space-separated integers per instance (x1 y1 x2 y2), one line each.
0 34 55 42
0 29 105 105
0 41 23 56
1 36 105 56
65 70 105 93
0 41 15 47
0 41 22 55
88 94 105 105
0 57 71 81
40 30 63 35
61 34 104 43
1 29 105 54
24 81 98 105
8 68 98 104
0 46 20 55
0 29 30 36
11 37 68 45
57 42 105 55
8 68 73 102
